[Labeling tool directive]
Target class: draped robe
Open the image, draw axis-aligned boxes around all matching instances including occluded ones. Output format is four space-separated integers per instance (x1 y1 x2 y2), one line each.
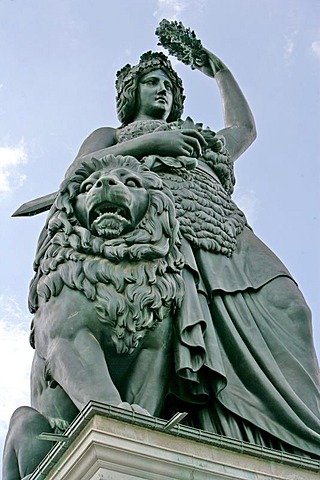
117 119 320 458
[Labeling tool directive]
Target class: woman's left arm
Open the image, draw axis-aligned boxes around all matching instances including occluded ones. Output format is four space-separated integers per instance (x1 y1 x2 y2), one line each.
196 49 257 161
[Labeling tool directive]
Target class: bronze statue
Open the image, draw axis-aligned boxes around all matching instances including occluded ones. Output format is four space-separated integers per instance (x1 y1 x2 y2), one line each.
3 20 320 480
29 154 184 418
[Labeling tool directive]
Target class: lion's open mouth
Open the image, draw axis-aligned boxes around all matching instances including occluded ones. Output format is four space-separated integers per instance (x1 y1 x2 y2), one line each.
89 201 133 239
90 202 131 224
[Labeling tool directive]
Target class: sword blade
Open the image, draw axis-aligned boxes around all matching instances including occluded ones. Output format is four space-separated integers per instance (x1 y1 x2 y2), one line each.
12 191 57 217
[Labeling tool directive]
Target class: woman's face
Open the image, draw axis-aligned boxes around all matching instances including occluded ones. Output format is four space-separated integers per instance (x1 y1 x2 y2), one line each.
135 69 173 121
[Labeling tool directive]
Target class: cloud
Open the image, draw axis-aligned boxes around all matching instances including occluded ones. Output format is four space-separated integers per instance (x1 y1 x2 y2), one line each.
0 295 33 457
311 40 320 60
0 140 28 195
283 35 295 61
233 188 259 226
282 4 301 63
154 0 187 21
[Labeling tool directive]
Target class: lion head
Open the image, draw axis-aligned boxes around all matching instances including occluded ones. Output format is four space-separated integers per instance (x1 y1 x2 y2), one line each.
74 163 150 240
29 155 184 353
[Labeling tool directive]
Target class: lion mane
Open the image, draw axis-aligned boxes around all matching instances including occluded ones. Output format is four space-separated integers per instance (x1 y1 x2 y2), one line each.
29 155 184 354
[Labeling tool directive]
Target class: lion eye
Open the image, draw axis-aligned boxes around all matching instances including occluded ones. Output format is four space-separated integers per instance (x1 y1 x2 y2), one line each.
81 183 93 193
125 178 142 188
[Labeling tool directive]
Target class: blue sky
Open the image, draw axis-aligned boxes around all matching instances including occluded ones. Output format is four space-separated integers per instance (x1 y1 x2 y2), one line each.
0 0 319 466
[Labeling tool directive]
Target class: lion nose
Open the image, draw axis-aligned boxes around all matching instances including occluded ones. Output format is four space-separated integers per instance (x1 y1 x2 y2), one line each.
95 175 119 188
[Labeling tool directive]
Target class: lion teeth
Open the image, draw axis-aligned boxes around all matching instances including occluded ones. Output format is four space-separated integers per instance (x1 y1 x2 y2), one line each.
94 205 128 221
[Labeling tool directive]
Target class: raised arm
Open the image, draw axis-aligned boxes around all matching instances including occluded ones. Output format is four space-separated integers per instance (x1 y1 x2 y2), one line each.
155 20 256 162
195 49 257 161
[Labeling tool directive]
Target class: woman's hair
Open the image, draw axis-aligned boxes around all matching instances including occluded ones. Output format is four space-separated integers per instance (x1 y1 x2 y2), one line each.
116 51 185 125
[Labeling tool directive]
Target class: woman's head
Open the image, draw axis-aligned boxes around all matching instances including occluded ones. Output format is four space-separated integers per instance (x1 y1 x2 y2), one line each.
116 51 185 125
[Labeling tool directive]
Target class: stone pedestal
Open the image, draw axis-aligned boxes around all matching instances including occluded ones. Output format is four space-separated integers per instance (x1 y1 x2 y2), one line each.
29 402 319 480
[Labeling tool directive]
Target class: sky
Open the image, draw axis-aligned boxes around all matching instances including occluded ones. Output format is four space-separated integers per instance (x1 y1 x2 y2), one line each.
0 0 319 469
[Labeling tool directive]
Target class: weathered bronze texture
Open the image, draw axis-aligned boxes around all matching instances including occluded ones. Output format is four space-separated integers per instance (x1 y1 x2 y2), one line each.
3 20 320 480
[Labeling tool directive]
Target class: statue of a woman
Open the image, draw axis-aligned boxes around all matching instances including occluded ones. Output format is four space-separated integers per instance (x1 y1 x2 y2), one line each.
3 24 320 480
61 32 320 458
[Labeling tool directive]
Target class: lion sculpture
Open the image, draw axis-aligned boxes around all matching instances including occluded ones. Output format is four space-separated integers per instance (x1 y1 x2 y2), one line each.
27 154 184 428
